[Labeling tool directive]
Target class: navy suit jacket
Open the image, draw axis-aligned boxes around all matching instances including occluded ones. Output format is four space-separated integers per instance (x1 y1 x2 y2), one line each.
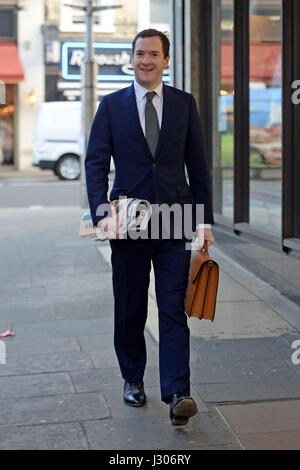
85 83 214 231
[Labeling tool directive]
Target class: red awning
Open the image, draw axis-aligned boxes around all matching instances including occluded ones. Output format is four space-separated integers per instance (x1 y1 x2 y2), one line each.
0 42 24 83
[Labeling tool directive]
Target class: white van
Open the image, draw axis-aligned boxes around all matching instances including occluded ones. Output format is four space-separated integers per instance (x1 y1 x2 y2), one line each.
33 101 114 180
33 101 81 180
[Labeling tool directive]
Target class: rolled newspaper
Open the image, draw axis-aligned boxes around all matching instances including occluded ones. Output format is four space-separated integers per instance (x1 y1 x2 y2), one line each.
79 198 152 240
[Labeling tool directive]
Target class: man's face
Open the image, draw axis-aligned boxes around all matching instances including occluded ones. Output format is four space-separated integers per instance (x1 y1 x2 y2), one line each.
131 36 170 90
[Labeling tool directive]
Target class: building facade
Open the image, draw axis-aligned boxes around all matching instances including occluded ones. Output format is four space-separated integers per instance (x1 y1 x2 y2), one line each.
0 0 44 170
0 0 170 170
44 0 170 102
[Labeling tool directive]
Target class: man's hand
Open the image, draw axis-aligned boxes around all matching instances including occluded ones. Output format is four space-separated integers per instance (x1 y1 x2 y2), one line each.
194 227 215 251
98 216 109 233
97 216 121 239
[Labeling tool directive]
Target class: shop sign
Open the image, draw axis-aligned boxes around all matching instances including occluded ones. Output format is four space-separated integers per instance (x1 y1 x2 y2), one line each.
61 42 170 82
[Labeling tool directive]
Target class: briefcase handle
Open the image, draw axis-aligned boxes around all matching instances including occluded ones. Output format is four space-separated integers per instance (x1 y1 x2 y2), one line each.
200 240 209 255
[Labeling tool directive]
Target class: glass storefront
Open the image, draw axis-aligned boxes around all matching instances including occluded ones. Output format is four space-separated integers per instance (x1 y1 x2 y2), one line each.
172 0 300 255
249 0 282 234
212 0 282 233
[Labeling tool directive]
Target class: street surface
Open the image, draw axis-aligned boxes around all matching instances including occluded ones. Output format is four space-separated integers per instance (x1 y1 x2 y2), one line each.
0 169 300 450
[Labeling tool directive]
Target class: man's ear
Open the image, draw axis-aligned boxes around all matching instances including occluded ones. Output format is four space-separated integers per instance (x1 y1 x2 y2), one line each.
164 55 170 68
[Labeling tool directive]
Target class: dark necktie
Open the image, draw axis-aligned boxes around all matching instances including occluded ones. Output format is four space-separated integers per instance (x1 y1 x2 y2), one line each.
145 91 160 157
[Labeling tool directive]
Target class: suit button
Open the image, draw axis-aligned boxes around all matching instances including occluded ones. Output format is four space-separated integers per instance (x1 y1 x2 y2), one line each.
152 162 156 168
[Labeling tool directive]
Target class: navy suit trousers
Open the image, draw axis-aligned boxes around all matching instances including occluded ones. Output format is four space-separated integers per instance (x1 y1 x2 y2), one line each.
109 237 191 404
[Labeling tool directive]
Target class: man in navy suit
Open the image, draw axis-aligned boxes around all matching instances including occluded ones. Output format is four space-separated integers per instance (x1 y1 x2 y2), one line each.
85 29 215 426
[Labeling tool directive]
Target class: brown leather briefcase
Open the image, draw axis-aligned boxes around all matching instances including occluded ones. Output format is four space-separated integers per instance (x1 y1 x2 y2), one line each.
185 241 219 321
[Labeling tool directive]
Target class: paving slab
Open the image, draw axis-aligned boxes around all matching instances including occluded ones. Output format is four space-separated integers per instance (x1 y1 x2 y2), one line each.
187 301 296 340
12 318 114 339
194 381 300 403
9 250 101 268
233 242 286 261
190 358 300 384
256 258 300 279
3 337 80 355
71 365 161 393
30 271 113 291
0 299 114 324
190 335 295 362
71 367 124 392
77 334 115 352
0 276 31 291
217 400 300 434
289 277 300 289
213 278 257 302
90 349 122 369
0 392 110 426
82 412 238 450
0 287 47 307
235 430 300 450
0 372 74 399
0 423 88 450
0 322 13 333
28 263 106 276
0 351 93 376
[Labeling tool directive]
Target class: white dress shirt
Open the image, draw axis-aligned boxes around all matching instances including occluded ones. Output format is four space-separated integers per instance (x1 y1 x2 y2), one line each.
133 80 163 135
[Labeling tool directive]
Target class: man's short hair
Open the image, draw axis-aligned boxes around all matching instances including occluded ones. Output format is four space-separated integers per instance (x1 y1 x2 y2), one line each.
132 29 170 59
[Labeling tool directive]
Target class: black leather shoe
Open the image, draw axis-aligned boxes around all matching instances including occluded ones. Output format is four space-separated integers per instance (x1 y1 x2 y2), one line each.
169 392 198 426
123 381 146 407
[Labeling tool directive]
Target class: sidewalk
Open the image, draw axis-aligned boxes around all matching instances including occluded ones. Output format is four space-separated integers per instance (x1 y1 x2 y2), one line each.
0 206 300 450
0 166 53 178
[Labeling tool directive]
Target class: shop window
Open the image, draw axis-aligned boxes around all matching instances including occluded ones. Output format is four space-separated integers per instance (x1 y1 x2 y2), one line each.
0 9 15 39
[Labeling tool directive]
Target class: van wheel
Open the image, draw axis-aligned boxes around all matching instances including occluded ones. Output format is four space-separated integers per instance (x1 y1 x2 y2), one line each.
55 155 80 180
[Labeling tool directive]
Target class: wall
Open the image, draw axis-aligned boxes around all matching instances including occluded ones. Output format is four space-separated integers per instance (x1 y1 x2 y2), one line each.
17 0 45 170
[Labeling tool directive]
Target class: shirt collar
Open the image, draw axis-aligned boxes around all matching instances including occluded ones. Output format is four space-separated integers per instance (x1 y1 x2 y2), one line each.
134 80 163 102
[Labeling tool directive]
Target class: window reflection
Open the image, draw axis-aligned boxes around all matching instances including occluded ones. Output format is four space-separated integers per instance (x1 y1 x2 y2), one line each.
213 0 234 219
249 0 282 233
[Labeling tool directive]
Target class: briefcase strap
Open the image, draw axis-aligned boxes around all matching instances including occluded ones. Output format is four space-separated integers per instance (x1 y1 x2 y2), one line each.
200 240 209 255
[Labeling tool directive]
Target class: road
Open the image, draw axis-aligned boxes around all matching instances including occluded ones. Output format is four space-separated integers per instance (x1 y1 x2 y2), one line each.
0 172 114 208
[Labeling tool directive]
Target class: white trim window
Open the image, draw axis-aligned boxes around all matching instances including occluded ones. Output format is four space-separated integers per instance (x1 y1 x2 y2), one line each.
138 0 170 33
60 0 116 34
